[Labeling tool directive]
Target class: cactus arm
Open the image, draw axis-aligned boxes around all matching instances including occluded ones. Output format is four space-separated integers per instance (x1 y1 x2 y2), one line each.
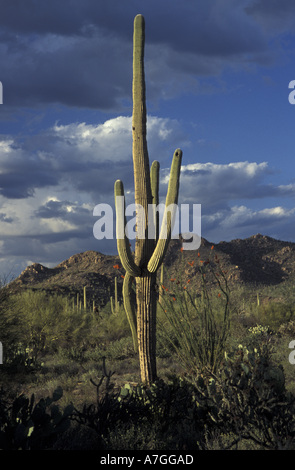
114 179 141 277
150 160 160 207
123 272 138 352
147 149 182 273
132 14 150 195
150 160 160 242
132 14 153 266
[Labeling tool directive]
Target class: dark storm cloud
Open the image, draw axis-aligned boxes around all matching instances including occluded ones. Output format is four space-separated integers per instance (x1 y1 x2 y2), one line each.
0 0 134 36
0 144 59 198
0 213 13 223
0 147 131 201
0 0 288 111
6 228 90 246
34 199 89 219
0 29 132 109
0 0 267 55
143 0 265 57
245 0 295 34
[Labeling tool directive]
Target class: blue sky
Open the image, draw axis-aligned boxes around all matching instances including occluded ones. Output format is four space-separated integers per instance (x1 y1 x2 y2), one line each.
0 0 295 278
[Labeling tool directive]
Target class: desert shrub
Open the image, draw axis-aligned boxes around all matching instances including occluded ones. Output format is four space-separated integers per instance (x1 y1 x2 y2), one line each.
104 336 135 360
157 259 230 376
254 301 295 331
56 346 89 364
278 319 295 337
0 290 100 368
1 344 294 450
244 324 275 352
98 301 131 342
71 363 207 450
197 342 295 450
106 421 161 450
69 346 295 450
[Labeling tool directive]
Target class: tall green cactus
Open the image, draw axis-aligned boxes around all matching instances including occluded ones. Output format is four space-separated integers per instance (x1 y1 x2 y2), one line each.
114 14 182 384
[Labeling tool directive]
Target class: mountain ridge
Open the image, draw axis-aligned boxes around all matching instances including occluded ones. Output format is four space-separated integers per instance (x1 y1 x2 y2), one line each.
5 233 295 307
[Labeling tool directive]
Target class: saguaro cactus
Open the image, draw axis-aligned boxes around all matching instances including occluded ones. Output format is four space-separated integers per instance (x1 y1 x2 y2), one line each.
114 14 182 384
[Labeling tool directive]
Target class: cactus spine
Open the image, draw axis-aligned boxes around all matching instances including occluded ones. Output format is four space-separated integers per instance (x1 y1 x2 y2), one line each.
114 14 182 384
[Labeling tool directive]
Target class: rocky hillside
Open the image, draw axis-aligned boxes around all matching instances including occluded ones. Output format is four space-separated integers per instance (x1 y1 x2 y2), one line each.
6 251 122 308
5 233 295 307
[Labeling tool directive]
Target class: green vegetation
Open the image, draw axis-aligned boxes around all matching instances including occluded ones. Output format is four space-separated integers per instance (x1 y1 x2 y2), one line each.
1 251 295 450
157 255 230 376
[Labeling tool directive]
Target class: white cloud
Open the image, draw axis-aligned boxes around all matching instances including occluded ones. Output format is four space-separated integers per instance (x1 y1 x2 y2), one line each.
178 161 295 209
52 115 188 164
0 0 277 110
52 117 133 163
1 114 295 277
0 114 189 275
202 204 295 242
